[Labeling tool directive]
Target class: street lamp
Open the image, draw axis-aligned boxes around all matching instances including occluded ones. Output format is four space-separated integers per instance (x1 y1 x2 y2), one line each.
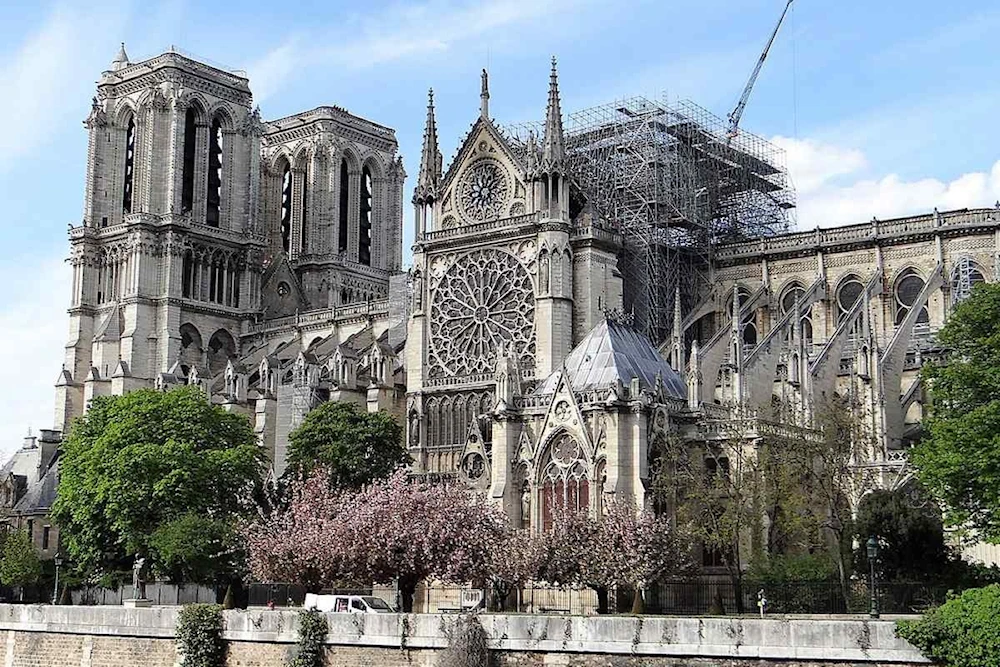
53 555 63 605
866 536 879 619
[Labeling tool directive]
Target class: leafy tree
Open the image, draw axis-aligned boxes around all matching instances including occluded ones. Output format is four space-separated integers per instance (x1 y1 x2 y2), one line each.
0 530 42 591
148 513 243 585
247 470 506 611
51 386 265 580
285 401 406 488
913 282 1000 540
897 585 1000 667
854 487 952 582
482 528 544 611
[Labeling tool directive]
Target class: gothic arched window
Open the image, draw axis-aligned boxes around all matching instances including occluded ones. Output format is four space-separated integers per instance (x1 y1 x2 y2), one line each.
893 268 929 327
122 115 136 214
836 275 864 324
181 108 197 213
951 258 986 305
779 282 812 347
280 161 292 253
359 165 373 266
206 117 223 227
727 285 756 346
540 433 590 532
338 159 349 252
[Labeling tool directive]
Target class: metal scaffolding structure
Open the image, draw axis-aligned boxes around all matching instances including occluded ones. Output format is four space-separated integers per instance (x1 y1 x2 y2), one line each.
506 96 795 346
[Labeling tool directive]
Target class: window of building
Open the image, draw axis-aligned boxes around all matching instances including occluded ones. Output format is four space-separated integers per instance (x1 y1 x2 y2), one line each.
122 115 136 214
25 519 33 541
951 258 986 305
182 250 194 299
280 162 292 253
540 433 590 532
181 108 197 213
704 455 730 484
359 166 373 265
338 159 349 252
206 118 223 227
728 286 757 346
836 276 864 323
42 526 50 551
779 283 805 315
893 269 929 327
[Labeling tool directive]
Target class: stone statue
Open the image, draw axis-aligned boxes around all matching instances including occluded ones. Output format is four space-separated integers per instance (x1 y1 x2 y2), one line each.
520 481 531 529
132 556 145 599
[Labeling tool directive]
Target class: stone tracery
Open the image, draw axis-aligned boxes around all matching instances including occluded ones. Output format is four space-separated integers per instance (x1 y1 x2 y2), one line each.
429 249 535 378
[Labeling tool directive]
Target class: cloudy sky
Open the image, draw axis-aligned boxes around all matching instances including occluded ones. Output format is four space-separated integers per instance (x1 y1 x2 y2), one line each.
1 0 999 457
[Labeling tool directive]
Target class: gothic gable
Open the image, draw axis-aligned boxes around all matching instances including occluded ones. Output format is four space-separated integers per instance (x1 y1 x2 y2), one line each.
261 254 307 320
437 119 529 228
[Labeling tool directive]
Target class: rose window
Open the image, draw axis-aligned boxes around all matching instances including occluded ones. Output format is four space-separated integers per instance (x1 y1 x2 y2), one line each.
459 160 509 222
429 249 535 378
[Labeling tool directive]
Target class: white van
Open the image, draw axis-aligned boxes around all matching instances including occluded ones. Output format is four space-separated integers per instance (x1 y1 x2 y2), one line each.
304 593 395 613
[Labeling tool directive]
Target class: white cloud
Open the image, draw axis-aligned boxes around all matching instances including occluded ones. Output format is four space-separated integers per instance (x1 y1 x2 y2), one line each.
0 255 70 461
773 135 1000 229
248 0 583 103
0 6 126 173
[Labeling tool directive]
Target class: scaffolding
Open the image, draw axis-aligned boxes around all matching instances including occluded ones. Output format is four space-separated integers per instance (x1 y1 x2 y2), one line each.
506 96 795 346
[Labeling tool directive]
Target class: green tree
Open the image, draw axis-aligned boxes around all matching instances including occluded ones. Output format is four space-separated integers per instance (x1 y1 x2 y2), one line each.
0 530 42 590
148 513 243 585
914 283 1000 541
51 386 264 579
854 487 951 582
284 401 405 488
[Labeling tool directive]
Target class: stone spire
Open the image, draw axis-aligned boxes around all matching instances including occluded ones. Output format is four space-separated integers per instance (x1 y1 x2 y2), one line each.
111 42 130 72
414 88 440 203
541 57 565 171
480 69 490 120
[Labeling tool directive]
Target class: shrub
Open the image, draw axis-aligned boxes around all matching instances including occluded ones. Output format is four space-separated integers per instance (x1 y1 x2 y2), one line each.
897 584 1000 667
176 604 225 667
438 614 491 667
290 608 328 667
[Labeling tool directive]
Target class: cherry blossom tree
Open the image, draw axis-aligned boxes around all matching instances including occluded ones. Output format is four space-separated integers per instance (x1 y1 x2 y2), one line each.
248 470 508 611
591 497 695 613
246 469 350 592
482 528 545 611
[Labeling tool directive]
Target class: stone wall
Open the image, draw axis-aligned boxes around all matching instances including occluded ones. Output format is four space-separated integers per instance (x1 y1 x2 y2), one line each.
0 605 929 666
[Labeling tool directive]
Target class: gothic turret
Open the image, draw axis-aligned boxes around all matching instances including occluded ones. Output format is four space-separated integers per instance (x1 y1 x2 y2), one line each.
480 69 490 120
541 57 565 172
535 57 568 220
414 89 441 205
111 43 130 71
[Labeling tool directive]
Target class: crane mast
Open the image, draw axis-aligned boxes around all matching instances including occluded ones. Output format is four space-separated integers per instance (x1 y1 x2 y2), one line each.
727 0 794 142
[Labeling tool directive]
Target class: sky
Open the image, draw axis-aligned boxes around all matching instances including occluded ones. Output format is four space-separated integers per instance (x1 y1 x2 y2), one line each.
1 0 999 458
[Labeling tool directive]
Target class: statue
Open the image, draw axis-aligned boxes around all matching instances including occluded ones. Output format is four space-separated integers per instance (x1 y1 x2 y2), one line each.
520 481 531 529
132 556 145 599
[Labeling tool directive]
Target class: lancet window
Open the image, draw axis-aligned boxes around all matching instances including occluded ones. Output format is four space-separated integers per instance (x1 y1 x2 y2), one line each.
540 433 590 532
206 118 223 227
359 165 373 266
121 115 136 214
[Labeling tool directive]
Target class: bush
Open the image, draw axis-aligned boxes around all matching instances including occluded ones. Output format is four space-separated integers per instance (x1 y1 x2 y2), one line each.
176 604 225 667
897 585 1000 667
438 614 492 667
290 608 328 667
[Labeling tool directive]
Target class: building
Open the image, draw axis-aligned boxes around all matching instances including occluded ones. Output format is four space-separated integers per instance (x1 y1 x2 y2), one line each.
30 45 1000 565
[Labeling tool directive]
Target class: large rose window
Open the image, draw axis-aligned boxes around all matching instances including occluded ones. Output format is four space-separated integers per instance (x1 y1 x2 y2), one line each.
459 160 509 222
429 249 534 378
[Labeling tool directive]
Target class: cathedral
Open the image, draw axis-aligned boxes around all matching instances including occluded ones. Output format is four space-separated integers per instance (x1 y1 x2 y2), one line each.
14 45 999 560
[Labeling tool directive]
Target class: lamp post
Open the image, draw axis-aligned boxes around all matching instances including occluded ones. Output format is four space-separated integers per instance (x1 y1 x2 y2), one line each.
866 536 879 619
53 555 63 605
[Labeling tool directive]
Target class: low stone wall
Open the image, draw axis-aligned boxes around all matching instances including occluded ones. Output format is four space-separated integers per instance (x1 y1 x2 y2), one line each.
0 604 929 666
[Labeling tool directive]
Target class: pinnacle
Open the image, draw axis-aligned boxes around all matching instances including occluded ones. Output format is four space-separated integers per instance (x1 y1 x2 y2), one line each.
112 42 130 71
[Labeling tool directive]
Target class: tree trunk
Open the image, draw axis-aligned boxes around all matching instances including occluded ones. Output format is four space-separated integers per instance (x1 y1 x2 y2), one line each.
594 586 609 614
631 587 645 614
398 575 418 613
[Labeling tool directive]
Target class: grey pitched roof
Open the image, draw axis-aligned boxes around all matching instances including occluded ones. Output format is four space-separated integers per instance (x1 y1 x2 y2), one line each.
12 456 58 515
536 319 686 398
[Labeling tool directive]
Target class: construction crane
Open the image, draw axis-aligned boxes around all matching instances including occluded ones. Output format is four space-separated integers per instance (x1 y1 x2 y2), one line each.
727 0 794 143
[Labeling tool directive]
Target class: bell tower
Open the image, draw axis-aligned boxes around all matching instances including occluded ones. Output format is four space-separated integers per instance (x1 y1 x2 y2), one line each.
57 45 265 431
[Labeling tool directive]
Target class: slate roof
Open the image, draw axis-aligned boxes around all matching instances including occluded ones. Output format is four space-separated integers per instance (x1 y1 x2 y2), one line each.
12 456 58 515
536 319 686 398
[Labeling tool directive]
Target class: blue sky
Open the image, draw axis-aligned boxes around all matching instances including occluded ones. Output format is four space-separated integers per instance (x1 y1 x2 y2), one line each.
1 0 999 456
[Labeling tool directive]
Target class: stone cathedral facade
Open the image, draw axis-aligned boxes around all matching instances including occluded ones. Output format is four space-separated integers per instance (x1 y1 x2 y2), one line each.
31 46 1000 562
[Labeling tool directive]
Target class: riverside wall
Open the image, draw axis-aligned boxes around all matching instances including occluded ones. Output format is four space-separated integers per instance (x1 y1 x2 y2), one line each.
0 604 929 666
